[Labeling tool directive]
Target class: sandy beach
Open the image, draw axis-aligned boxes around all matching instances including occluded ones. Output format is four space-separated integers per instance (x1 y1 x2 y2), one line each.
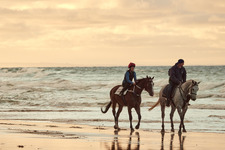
0 120 224 150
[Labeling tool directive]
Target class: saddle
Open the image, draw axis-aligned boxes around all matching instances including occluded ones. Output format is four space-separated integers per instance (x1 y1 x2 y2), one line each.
114 86 135 106
162 84 176 100
115 86 127 95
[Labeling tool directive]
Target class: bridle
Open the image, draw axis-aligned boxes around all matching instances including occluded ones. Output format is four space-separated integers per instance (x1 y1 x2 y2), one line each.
128 83 143 97
128 78 153 97
179 81 197 102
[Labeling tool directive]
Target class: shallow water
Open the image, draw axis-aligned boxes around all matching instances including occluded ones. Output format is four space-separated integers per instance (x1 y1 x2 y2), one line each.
0 66 224 133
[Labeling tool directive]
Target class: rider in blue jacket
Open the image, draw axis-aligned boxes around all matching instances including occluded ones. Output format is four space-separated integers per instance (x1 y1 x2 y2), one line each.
119 62 137 96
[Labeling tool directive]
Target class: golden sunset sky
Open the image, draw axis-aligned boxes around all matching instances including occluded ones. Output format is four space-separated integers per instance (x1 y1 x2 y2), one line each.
0 0 225 67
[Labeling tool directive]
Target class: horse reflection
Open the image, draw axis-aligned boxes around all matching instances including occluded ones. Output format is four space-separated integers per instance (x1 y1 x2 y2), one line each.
104 130 140 150
161 132 186 150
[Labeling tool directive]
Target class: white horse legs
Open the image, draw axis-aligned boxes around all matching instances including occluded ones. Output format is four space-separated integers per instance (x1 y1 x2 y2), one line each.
170 106 176 132
177 107 188 134
161 104 165 133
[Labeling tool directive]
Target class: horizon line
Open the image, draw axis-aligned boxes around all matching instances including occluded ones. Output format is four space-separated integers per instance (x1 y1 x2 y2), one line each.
0 64 224 68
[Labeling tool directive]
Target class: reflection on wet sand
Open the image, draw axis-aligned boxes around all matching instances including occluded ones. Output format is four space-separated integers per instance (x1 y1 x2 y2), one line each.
104 130 140 150
104 130 187 150
161 132 186 150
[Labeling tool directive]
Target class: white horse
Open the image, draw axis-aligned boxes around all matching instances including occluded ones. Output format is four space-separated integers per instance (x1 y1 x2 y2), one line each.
149 80 200 134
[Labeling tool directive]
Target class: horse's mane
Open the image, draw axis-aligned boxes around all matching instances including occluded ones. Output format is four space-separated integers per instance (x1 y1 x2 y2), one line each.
184 79 198 86
136 78 146 83
186 79 194 82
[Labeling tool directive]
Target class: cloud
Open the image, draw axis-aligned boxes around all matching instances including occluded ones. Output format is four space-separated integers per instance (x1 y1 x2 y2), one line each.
0 0 224 66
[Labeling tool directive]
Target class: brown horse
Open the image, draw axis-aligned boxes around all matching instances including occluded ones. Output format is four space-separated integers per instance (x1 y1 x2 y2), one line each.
101 76 154 131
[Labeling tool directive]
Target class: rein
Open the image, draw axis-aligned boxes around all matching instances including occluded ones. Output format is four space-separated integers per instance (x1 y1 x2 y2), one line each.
128 84 143 96
127 78 153 97
127 80 145 96
178 83 193 107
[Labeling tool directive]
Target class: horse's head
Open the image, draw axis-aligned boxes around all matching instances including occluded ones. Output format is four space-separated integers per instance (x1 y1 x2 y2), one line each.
188 80 200 101
144 76 154 96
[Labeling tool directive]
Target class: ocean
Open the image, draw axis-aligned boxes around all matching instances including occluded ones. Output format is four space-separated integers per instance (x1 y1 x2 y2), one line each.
0 66 224 133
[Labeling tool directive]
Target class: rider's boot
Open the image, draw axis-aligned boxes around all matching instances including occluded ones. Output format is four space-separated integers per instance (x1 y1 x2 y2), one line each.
119 87 126 96
166 98 171 106
166 92 171 106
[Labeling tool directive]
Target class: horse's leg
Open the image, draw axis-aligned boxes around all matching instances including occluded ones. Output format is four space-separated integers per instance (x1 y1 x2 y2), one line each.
170 105 176 132
161 101 166 133
134 106 141 129
182 107 188 132
128 106 134 131
115 105 123 130
112 101 117 129
177 107 183 134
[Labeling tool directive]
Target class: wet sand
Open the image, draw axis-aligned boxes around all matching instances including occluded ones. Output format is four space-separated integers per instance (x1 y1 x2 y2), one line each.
0 120 225 150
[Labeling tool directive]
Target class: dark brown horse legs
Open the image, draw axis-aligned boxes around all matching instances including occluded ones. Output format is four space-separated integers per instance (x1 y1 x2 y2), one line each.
115 105 123 130
170 106 176 132
134 107 141 129
112 102 117 129
128 107 134 131
161 104 165 133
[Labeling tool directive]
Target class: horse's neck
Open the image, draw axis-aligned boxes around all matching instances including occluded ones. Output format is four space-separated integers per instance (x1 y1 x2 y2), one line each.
181 81 192 94
135 81 145 94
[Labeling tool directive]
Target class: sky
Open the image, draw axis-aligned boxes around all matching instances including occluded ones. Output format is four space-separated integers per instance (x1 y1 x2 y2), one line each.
0 0 225 67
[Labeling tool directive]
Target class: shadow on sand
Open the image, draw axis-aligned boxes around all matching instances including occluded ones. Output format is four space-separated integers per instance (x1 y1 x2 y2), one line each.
104 130 186 150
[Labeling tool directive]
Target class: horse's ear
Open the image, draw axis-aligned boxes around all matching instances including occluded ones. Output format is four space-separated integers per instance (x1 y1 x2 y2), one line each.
152 76 154 80
197 81 201 84
192 80 195 85
146 75 148 78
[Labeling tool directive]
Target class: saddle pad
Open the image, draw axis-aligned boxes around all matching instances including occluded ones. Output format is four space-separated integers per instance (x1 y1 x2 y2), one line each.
115 86 123 95
162 84 170 98
162 84 176 99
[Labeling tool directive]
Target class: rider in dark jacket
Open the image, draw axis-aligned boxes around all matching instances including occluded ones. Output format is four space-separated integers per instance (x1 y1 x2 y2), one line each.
119 62 137 96
167 59 186 106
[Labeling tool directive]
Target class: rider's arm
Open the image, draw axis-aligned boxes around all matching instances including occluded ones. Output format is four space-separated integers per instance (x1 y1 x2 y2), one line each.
182 68 187 83
125 72 133 84
134 72 137 82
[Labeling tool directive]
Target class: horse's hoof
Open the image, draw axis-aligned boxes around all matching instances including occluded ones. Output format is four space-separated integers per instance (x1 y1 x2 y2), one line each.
183 129 187 132
135 125 140 130
171 129 175 132
161 129 165 133
131 128 134 132
114 125 118 129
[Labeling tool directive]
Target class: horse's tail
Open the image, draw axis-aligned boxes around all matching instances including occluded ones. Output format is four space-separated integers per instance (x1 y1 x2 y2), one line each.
148 98 160 111
101 101 112 113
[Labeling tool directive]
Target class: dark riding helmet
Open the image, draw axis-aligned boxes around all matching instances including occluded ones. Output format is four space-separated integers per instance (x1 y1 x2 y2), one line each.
128 62 136 68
